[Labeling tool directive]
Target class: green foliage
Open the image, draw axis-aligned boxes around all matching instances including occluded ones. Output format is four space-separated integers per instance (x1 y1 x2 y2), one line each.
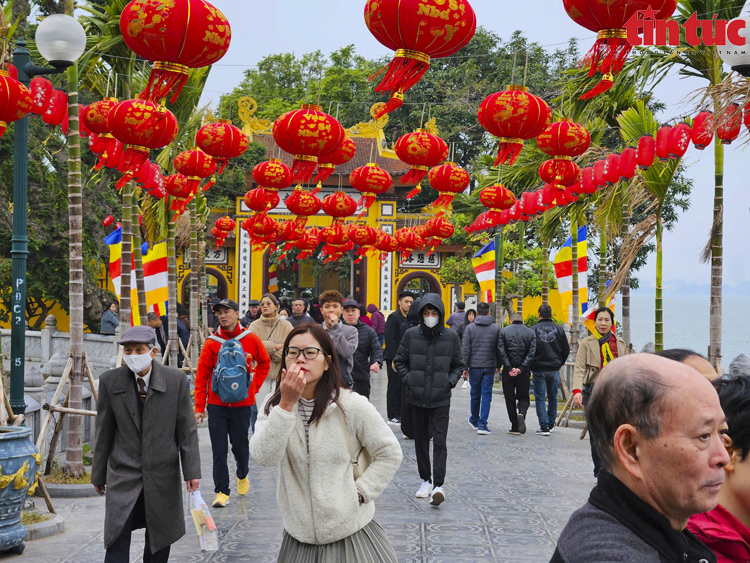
524 314 563 327
206 142 266 210
438 256 477 291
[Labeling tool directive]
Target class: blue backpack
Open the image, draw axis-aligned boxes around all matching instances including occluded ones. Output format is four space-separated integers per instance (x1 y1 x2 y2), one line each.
208 331 253 404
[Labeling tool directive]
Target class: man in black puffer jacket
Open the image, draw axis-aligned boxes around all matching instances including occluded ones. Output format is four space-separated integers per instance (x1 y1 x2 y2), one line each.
498 313 537 435
395 293 465 508
342 299 383 400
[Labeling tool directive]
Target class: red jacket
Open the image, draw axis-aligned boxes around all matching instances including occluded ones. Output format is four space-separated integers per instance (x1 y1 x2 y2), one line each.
194 323 270 412
688 503 750 563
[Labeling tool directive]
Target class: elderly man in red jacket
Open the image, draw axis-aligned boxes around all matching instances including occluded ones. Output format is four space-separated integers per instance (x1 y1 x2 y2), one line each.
194 299 270 508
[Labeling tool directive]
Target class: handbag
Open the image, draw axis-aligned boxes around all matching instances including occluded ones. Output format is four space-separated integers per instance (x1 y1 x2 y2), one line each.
337 407 372 480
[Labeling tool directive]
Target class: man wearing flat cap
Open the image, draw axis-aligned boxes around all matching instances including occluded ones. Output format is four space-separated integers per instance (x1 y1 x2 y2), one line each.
92 325 201 563
241 299 261 328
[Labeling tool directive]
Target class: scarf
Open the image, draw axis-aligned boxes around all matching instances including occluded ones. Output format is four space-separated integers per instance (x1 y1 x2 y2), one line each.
593 329 616 367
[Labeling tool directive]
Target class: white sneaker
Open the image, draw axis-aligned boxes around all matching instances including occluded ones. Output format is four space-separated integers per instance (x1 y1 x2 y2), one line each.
387 418 400 426
461 380 469 389
415 481 433 498
430 486 445 506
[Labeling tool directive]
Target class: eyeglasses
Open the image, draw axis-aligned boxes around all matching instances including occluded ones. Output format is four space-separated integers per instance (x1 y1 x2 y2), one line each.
284 346 323 360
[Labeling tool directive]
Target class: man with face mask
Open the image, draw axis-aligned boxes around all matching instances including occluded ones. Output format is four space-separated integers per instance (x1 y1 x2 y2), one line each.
394 294 465 507
92 326 201 563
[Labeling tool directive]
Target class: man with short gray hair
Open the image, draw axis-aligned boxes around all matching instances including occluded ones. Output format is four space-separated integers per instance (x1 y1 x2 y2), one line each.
550 354 729 563
498 313 536 435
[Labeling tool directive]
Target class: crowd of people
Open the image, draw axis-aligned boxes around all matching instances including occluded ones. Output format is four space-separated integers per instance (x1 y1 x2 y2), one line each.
90 290 748 563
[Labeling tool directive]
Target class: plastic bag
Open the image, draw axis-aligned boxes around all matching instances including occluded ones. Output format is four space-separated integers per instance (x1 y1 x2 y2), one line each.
190 491 218 551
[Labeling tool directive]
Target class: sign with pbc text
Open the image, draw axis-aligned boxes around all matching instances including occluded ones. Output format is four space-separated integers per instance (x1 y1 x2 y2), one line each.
401 252 441 269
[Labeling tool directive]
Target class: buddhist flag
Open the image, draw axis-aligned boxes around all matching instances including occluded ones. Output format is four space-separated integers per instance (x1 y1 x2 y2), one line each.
554 225 588 323
472 241 496 302
268 264 278 293
581 293 616 334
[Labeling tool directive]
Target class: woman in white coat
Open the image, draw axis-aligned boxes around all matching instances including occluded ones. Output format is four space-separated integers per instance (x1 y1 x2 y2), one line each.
250 323 402 562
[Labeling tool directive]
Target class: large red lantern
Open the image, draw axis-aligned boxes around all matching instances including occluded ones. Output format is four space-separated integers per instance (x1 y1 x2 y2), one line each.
480 184 516 227
364 0 477 117
296 228 321 260
120 0 231 103
313 136 357 185
428 162 470 212
537 118 590 186
668 122 691 159
349 162 393 215
691 112 715 150
82 97 121 169
394 130 448 189
348 224 378 262
29 76 52 115
0 70 32 139
563 0 677 99
174 148 215 193
253 158 294 190
539 159 580 187
244 188 279 214
395 227 425 262
717 103 742 145
374 229 399 263
42 89 67 128
321 241 354 264
196 119 249 173
285 187 322 228
273 104 345 183
165 174 194 217
423 216 454 249
478 86 551 166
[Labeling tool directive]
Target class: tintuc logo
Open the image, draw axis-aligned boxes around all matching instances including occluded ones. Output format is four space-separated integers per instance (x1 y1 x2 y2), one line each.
625 8 746 47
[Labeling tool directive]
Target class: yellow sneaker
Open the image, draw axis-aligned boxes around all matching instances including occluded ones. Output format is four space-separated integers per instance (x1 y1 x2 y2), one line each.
212 493 229 508
237 476 249 496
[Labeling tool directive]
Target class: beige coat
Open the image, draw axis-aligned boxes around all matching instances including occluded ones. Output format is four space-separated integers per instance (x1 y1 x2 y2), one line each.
249 315 293 380
573 334 629 391
249 390 402 545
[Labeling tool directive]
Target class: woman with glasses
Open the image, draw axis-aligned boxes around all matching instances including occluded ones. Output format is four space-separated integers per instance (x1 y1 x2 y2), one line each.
250 324 402 562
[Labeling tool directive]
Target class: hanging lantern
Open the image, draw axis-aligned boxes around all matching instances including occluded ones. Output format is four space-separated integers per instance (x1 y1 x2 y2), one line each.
593 159 607 188
428 162 470 212
252 158 294 197
174 148 215 193
321 191 357 250
196 119 249 174
691 112 715 150
76 104 91 138
478 86 551 166
100 138 125 170
563 0 678 99
618 147 637 180
395 227 425 262
214 216 235 248
480 184 516 227
273 104 345 183
29 76 53 115
349 162 393 216
243 215 280 251
321 241 354 264
364 0 477 117
0 70 32 140
423 216 454 251
539 159 580 187
285 187 322 228
519 192 539 216
244 188 279 214
142 162 166 194
394 130 449 191
275 220 307 253
636 135 656 169
744 104 750 132
296 228 321 260
655 125 672 161
120 0 231 103
313 136 357 185
108 98 179 188
165 174 194 217
211 226 228 249
536 117 590 186
375 229 399 262
102 215 115 227
716 103 742 145
348 224 379 262
668 122 691 159
82 97 120 169
42 88 67 128
580 167 597 194
604 153 621 185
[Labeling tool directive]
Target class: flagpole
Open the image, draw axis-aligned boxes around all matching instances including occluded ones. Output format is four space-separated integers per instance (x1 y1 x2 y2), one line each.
570 215 580 376
495 229 504 327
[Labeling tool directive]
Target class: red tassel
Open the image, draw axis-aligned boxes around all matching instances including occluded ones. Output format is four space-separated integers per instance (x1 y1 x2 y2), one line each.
405 183 422 200
311 182 322 195
579 74 614 100
291 158 318 184
370 54 430 98
372 93 404 119
312 166 335 184
495 142 523 166
580 36 632 77
216 159 228 174
356 195 376 214
140 66 190 104
401 167 429 185
202 176 216 192
116 172 134 189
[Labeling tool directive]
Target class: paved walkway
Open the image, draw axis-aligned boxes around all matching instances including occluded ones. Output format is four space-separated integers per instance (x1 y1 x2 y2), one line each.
13 376 594 563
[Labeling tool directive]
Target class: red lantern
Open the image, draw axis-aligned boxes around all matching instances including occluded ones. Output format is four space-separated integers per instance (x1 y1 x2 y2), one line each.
142 162 166 194
428 162 470 212
82 97 121 169
374 229 399 262
539 159 580 187
42 89 66 127
668 122 691 159
692 112 715 149
313 136 357 185
580 167 597 194
364 0 477 117
211 226 227 249
1 63 16 80
165 174 194 217
717 103 742 145
108 99 179 188
563 0 677 99
348 224 378 262
253 158 294 190
636 135 656 169
296 228 321 260
593 159 607 188
423 216 454 249
196 119 249 174
744 104 750 132
276 220 307 253
656 126 672 160
102 215 115 227
114 222 123 229
120 0 231 103
244 188 279 214
480 184 516 227
215 216 235 233
273 104 345 183
174 148 215 193
285 187 322 228
395 227 425 261
618 147 637 180
321 241 354 264
519 192 539 216
349 162 393 216
604 153 621 185
537 118 591 157
100 138 125 170
478 86 551 166
0 70 32 139
394 130 449 189
29 76 52 115
322 191 357 220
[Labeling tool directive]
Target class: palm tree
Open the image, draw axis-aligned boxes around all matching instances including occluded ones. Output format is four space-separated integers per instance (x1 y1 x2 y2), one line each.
629 0 746 368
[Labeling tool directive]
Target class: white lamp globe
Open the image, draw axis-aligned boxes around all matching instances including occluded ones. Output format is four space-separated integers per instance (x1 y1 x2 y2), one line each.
717 16 750 77
35 14 86 69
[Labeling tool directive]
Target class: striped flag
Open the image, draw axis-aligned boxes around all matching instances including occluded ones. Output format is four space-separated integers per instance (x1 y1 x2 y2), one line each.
581 293 616 334
268 264 278 293
471 241 496 302
554 225 588 323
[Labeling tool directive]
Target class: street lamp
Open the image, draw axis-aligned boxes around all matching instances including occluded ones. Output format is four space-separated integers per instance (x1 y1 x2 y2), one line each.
717 15 750 77
10 15 85 416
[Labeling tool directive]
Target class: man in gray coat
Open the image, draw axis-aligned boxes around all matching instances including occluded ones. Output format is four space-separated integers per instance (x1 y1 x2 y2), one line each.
92 326 201 563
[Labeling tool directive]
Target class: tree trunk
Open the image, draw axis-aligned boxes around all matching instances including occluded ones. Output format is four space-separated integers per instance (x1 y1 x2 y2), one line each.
64 58 83 477
167 216 179 367
119 183 133 333
621 205 631 349
494 230 504 326
131 189 148 325
454 283 463 302
655 212 664 352
570 216 580 364
541 240 549 306
709 137 723 371
199 228 209 339
189 198 199 373
516 221 525 318
598 229 607 307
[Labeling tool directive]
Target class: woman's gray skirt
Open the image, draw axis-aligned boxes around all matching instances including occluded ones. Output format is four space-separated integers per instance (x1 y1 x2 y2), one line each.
278 519 398 563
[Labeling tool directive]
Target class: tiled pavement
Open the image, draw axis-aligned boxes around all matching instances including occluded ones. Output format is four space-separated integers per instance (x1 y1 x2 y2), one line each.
11 376 594 562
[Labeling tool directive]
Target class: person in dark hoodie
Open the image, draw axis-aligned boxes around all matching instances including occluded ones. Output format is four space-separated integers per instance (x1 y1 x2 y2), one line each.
394 293 465 508
342 299 384 399
398 298 421 440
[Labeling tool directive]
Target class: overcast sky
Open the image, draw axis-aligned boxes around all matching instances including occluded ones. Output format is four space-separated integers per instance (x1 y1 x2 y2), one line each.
204 0 750 292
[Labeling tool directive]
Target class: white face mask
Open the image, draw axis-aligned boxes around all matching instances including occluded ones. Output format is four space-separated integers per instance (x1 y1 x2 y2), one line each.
423 316 439 329
123 351 153 374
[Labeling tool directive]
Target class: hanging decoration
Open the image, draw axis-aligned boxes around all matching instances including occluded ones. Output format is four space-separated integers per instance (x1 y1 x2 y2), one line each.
395 227 425 262
0 69 32 140
636 135 656 169
364 0 477 117
277 220 307 254
42 89 67 128
120 0 232 103
536 117 590 188
394 130 449 198
82 97 120 169
273 104 345 183
422 216 454 253
348 224 379 262
29 76 52 115
244 188 280 215
213 216 235 249
285 187 322 228
242 213 278 250
478 86 551 166
691 112 715 150
668 122 692 159
375 229 399 263
349 162 393 216
174 147 216 193
196 118 249 190
427 162 470 213
655 125 672 160
479 184 516 227
164 174 194 217
320 192 358 258
562 0 678 99
618 148 637 180
312 136 357 187
716 103 742 145
295 228 321 260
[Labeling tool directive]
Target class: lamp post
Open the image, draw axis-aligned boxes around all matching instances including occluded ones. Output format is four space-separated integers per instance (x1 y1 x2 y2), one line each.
717 16 750 77
9 15 85 416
